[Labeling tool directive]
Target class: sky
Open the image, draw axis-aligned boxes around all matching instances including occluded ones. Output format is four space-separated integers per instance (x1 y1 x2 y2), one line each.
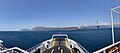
0 0 120 31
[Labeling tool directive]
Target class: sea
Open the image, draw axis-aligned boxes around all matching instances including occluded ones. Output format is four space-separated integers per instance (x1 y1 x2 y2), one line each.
0 28 120 53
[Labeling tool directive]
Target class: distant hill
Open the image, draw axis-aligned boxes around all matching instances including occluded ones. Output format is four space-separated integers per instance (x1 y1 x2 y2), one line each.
20 24 120 31
20 29 31 31
31 26 79 31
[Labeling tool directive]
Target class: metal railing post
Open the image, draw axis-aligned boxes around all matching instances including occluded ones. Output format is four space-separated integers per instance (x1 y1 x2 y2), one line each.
110 11 115 44
103 50 106 53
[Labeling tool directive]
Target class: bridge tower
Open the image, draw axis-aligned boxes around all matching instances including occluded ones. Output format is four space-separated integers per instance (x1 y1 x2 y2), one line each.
96 20 100 29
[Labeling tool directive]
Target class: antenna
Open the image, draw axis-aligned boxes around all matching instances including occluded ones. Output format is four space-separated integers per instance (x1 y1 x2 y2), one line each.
110 6 120 44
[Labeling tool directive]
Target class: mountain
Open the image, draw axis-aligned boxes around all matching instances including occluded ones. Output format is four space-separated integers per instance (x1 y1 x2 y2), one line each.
20 24 120 31
31 26 79 31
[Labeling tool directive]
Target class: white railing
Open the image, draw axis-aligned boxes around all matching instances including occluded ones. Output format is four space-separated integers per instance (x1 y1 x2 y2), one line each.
52 34 68 39
110 6 120 44
93 41 120 53
77 42 89 53
0 47 29 53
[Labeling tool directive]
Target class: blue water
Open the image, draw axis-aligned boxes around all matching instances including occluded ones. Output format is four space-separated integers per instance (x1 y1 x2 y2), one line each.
0 28 120 53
